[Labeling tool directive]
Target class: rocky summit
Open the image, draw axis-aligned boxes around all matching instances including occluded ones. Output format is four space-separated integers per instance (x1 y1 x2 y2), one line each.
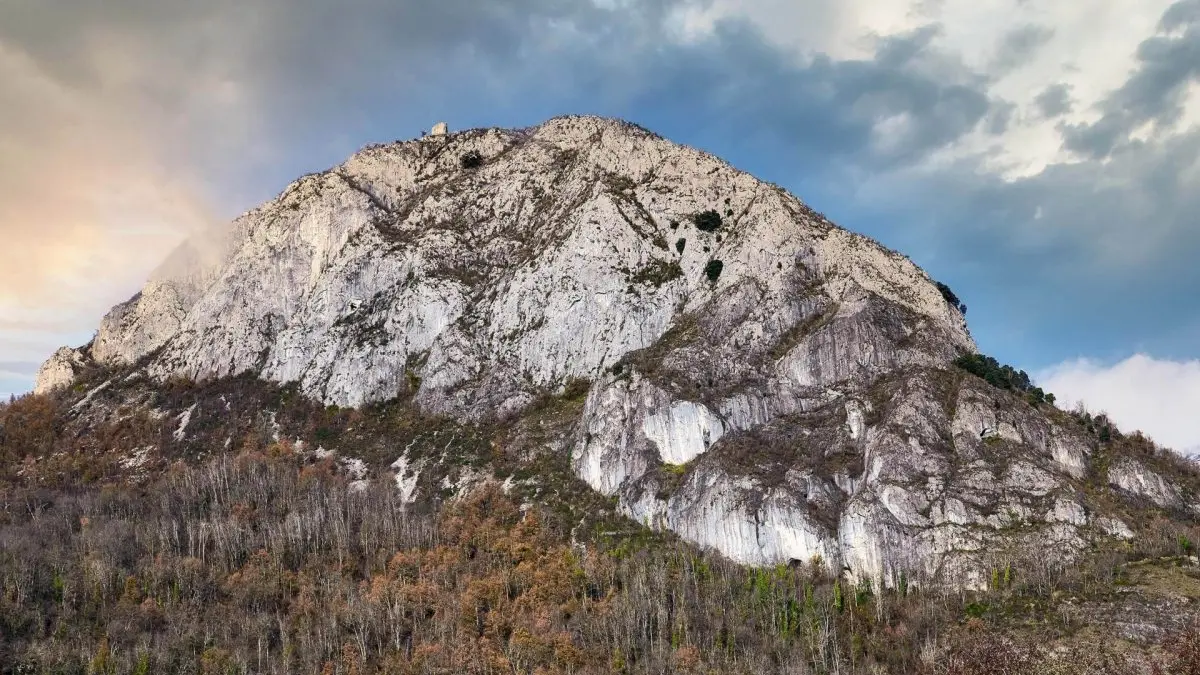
35 115 1197 589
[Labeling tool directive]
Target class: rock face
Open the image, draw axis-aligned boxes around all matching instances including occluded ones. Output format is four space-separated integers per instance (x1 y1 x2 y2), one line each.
33 346 88 395
40 115 1162 587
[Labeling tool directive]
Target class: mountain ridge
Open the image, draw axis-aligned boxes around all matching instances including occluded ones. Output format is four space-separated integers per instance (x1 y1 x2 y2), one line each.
37 115 973 404
30 115 1195 590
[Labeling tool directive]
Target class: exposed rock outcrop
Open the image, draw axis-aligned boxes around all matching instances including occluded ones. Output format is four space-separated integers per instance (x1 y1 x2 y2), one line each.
38 115 1189 587
33 346 88 395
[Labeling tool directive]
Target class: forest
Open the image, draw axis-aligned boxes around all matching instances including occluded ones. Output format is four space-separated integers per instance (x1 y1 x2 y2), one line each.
0 440 1198 674
3 374 1200 674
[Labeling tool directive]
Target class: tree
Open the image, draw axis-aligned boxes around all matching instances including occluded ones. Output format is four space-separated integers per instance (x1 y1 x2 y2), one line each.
693 210 722 232
704 260 724 282
935 281 967 315
954 353 1056 406
460 151 483 169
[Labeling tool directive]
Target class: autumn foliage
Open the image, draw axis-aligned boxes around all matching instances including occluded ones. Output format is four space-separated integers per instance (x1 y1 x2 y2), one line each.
4 384 1200 674
0 449 942 673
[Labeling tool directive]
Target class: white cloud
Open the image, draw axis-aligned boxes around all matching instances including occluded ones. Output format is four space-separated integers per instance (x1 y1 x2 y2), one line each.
0 36 223 366
1038 354 1200 454
671 0 1178 178
0 40 219 310
0 21 253 394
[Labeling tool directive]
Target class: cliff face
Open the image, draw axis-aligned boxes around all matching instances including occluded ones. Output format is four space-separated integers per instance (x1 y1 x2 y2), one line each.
37 116 1188 587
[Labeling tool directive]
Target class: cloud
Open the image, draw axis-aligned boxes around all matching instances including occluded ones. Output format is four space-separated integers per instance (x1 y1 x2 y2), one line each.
1162 0 1200 30
605 20 1001 174
1033 83 1073 117
823 1 1200 373
0 361 38 379
0 361 39 401
1038 354 1200 454
0 43 211 295
840 118 1200 375
1061 5 1200 158
991 24 1056 74
674 0 1180 177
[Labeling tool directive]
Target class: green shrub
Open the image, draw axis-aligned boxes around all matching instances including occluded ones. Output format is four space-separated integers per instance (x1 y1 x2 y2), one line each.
935 280 967 315
704 260 724 283
693 210 722 232
630 260 683 287
964 601 989 618
460 150 483 169
675 238 686 254
954 353 1055 405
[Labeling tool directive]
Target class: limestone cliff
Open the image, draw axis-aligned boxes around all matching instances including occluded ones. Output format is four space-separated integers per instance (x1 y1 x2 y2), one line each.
38 115 1191 587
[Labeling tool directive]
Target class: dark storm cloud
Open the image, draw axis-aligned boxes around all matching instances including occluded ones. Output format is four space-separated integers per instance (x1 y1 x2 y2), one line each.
874 23 944 66
606 21 998 171
985 100 1018 134
1 0 1005 191
0 0 656 138
1161 0 1200 31
992 24 1056 73
773 2 1200 369
1033 83 1073 117
847 111 1200 369
1063 1 1200 158
0 0 622 78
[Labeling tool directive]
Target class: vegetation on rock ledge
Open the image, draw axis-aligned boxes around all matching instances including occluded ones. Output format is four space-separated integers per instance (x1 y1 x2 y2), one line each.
935 281 968 315
693 210 722 232
629 259 684 288
704 260 724 283
460 150 483 169
954 352 1056 406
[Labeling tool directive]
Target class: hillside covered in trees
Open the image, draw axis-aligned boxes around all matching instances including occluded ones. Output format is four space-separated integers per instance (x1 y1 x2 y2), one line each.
3 374 1200 675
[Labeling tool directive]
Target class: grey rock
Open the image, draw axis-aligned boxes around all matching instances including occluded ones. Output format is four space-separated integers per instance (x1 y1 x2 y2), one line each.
39 115 1180 588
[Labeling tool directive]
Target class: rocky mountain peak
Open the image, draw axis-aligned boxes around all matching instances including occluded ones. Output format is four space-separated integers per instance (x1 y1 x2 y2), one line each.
39 115 972 404
36 115 1159 588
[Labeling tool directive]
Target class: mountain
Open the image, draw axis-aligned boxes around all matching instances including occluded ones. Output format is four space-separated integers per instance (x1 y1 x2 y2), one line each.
32 115 1200 591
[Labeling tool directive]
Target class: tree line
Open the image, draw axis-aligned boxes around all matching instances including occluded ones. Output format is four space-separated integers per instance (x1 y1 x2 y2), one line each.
2 444 1199 674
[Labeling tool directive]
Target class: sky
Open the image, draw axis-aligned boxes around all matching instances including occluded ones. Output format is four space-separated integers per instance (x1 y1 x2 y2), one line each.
1 0 1199 452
